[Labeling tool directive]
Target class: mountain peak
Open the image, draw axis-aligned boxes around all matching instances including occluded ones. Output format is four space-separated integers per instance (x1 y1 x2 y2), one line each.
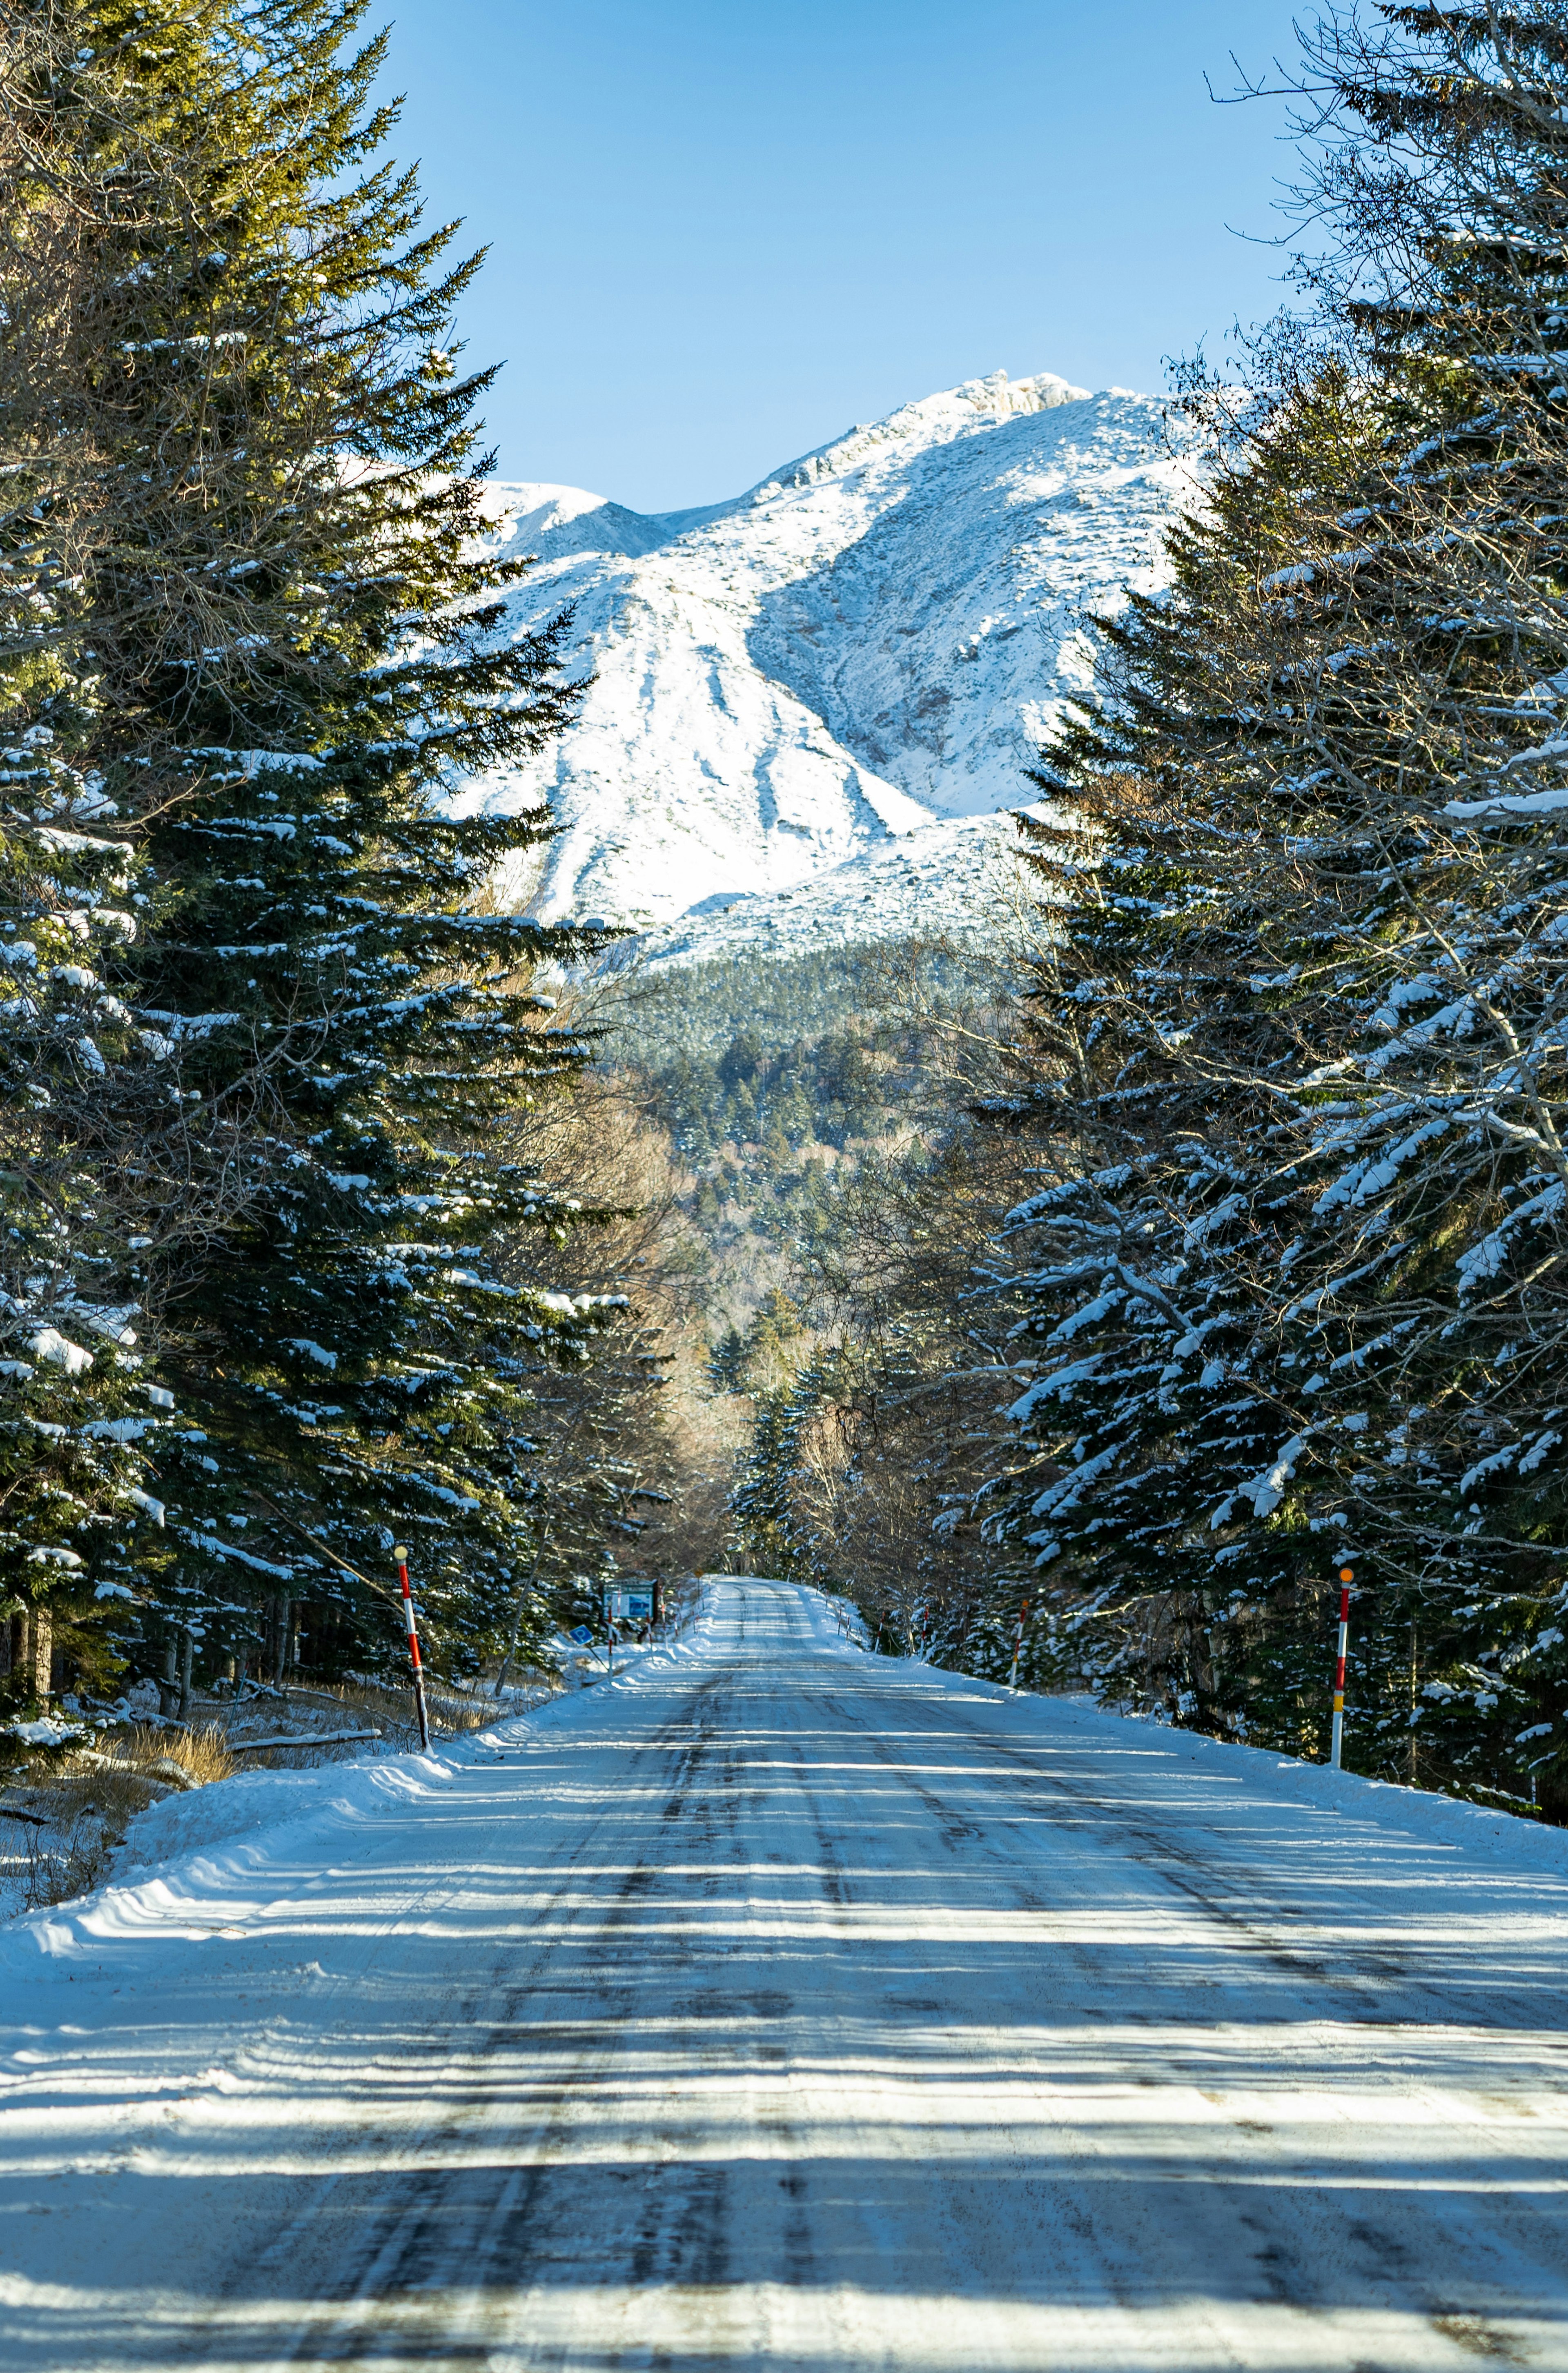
466 374 1191 941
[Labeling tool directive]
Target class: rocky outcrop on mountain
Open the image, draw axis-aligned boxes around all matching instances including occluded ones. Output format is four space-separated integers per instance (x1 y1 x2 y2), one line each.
465 369 1190 936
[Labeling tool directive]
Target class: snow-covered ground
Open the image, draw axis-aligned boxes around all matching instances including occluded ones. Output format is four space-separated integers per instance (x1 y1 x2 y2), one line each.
465 371 1189 940
4 1577 1566 2371
612 810 1021 970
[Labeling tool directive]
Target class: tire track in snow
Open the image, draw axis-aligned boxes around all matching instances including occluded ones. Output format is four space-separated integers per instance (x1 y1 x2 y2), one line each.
232 1667 741 2363
6 1576 1568 2372
898 1688 1568 2037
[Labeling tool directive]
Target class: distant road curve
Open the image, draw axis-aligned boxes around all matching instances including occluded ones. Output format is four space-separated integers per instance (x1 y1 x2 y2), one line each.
3 1574 1567 2371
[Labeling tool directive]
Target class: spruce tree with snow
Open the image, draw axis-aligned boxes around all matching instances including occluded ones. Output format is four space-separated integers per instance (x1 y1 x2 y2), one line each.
2 0 626 1688
988 3 1568 1811
0 14 185 1717
0 738 179 1714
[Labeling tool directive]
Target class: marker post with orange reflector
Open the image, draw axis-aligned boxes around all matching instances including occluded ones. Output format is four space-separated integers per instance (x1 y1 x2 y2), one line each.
1330 1564 1353 1769
394 1545 432 1753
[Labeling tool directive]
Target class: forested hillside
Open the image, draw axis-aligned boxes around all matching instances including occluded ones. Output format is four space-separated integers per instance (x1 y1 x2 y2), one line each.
600 942 1004 1343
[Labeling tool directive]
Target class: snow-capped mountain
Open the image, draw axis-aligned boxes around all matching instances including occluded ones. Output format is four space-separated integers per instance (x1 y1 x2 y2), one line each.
612 811 1018 972
464 369 1190 935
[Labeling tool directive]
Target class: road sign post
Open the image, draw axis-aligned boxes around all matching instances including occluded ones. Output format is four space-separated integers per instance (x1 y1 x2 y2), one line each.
395 1544 432 1752
1330 1564 1353 1769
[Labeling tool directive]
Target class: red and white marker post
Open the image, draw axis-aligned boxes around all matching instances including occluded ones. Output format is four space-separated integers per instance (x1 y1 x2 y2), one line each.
1007 1596 1031 1695
1329 1563 1353 1769
394 1544 432 1753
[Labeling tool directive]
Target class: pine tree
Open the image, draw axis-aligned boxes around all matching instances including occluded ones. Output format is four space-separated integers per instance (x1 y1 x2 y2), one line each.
2 0 625 1693
982 2 1568 1810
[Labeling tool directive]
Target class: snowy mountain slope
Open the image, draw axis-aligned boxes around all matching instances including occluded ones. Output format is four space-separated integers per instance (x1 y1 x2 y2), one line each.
745 384 1180 819
618 812 1018 971
464 369 1192 931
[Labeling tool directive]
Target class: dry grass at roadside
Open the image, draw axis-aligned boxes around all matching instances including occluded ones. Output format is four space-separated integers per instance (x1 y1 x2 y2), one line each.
0 1656 577 1919
0 1725 242 1912
120 1722 238 1785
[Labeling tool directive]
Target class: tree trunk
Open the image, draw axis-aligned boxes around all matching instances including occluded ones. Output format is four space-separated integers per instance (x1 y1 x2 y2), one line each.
28 1601 52 1703
261 1594 292 1690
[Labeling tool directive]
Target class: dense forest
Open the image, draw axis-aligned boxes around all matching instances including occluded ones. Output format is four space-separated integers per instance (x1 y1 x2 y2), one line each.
709 2 1568 1825
601 943 1000 1335
0 0 717 1737
8 0 1568 1845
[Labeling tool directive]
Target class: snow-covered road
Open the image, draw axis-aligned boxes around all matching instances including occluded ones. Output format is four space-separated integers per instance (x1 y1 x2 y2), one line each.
4 1577 1568 2371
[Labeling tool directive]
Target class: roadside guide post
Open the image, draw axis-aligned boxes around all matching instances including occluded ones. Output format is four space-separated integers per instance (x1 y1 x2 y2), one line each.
394 1544 432 1752
1007 1596 1030 1695
1330 1564 1353 1770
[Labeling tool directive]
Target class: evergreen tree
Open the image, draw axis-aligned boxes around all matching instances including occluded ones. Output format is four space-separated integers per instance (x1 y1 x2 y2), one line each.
983 2 1568 1811
2 0 623 1693
0 730 175 1713
0 4 181 1715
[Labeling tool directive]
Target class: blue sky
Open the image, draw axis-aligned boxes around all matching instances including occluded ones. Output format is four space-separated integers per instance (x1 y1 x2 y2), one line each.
381 0 1308 511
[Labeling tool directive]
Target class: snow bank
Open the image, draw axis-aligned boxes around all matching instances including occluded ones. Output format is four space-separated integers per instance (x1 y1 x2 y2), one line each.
0 1587 724 1977
842 1615 1568 1881
0 1748 463 1978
